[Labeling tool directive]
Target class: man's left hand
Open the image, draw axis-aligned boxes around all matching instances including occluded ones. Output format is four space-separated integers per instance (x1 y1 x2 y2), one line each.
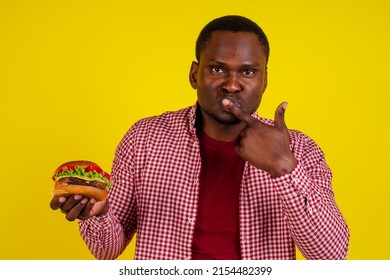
222 99 297 178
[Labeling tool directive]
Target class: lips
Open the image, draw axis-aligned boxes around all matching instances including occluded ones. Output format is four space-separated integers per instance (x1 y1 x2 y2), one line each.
221 96 242 108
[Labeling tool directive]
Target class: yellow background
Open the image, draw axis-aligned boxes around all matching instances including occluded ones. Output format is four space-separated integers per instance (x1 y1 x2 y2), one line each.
1 0 389 260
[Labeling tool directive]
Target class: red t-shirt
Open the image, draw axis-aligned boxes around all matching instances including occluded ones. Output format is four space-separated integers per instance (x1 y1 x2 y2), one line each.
192 131 245 260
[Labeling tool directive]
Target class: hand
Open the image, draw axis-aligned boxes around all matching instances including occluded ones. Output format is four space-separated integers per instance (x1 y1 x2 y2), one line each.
50 194 109 222
222 99 297 178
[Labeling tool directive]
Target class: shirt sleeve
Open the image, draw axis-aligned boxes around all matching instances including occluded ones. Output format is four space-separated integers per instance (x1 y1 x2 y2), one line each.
78 123 139 260
78 208 128 259
272 133 350 259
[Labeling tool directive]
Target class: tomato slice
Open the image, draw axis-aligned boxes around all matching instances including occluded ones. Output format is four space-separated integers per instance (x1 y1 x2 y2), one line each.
52 165 76 181
85 165 103 174
57 165 76 174
102 171 111 181
85 165 110 180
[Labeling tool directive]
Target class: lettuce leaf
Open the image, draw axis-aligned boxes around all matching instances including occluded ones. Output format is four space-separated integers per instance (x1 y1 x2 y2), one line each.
54 166 112 190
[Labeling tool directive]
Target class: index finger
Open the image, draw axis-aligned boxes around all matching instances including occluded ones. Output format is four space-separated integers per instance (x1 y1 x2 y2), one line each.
222 99 256 124
50 196 67 210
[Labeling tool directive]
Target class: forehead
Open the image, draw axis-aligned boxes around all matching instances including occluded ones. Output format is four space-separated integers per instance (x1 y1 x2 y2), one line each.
201 31 266 64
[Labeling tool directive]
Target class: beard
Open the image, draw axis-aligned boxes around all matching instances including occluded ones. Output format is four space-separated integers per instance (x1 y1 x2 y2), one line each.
204 109 242 126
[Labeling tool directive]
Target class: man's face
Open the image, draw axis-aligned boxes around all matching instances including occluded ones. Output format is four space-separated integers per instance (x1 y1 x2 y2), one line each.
190 31 268 125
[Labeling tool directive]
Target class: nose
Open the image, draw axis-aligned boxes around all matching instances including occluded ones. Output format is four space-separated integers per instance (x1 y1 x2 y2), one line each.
222 73 241 93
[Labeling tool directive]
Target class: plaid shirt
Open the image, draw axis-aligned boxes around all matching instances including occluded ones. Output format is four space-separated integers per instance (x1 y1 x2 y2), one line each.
79 104 349 260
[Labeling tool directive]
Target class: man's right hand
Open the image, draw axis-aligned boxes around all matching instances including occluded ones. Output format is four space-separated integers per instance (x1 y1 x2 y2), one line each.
50 195 109 221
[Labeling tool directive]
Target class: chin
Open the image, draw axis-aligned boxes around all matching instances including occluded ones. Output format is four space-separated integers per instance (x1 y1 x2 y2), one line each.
210 113 241 126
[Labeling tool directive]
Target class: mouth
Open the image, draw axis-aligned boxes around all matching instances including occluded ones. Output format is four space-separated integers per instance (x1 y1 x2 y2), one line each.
220 96 242 111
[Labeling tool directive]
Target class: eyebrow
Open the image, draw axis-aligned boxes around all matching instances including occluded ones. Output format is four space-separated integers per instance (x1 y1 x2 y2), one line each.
208 59 261 68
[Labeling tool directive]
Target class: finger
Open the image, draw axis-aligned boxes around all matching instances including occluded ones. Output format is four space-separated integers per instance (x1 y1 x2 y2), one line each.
78 198 96 219
222 99 256 125
60 194 83 213
65 197 89 221
239 126 249 139
50 196 67 210
274 102 288 128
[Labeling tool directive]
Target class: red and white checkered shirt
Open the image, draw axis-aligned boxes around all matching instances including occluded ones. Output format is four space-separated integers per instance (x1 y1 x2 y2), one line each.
79 104 350 260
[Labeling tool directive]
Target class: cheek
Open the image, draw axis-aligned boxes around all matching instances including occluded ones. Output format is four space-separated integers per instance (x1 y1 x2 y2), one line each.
197 87 214 106
244 87 264 112
197 77 219 97
248 94 262 107
198 74 218 89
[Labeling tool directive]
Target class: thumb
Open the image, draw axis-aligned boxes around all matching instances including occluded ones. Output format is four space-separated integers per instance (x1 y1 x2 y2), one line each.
274 102 288 128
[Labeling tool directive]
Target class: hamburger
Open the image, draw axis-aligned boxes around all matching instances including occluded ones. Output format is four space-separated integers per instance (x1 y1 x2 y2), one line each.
52 160 112 201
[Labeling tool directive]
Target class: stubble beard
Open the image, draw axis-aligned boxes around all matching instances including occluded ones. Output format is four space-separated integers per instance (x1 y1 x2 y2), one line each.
205 110 241 126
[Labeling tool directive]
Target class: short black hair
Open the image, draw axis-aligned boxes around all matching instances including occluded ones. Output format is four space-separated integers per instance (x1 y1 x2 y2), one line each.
195 15 270 63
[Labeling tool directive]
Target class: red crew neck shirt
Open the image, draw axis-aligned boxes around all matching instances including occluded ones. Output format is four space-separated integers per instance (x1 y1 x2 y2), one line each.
191 131 245 260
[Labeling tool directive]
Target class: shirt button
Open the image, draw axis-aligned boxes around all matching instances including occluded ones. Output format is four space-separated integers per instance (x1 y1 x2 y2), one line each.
194 179 199 186
308 208 313 213
184 257 190 260
284 182 290 188
293 178 300 183
188 218 195 224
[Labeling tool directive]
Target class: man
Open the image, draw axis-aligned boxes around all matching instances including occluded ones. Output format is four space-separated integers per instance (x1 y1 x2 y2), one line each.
50 15 349 260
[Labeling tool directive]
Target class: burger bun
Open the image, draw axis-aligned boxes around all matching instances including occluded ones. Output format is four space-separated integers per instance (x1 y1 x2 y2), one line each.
53 182 107 201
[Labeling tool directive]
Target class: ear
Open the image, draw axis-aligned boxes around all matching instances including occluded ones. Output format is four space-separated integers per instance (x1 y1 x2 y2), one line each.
189 61 199 89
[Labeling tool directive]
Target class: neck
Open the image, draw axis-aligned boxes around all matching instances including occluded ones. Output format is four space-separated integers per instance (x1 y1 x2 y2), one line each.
197 111 246 142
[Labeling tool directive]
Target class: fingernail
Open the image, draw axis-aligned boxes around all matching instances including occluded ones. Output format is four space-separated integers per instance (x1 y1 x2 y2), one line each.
81 198 88 205
283 102 288 110
74 194 82 200
222 99 231 106
58 197 66 203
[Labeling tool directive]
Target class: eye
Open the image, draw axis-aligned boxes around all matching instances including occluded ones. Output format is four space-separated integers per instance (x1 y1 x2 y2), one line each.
241 69 255 76
211 66 225 74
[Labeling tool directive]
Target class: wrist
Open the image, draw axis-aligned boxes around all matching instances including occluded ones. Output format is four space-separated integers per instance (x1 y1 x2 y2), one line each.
270 156 297 178
96 200 110 217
